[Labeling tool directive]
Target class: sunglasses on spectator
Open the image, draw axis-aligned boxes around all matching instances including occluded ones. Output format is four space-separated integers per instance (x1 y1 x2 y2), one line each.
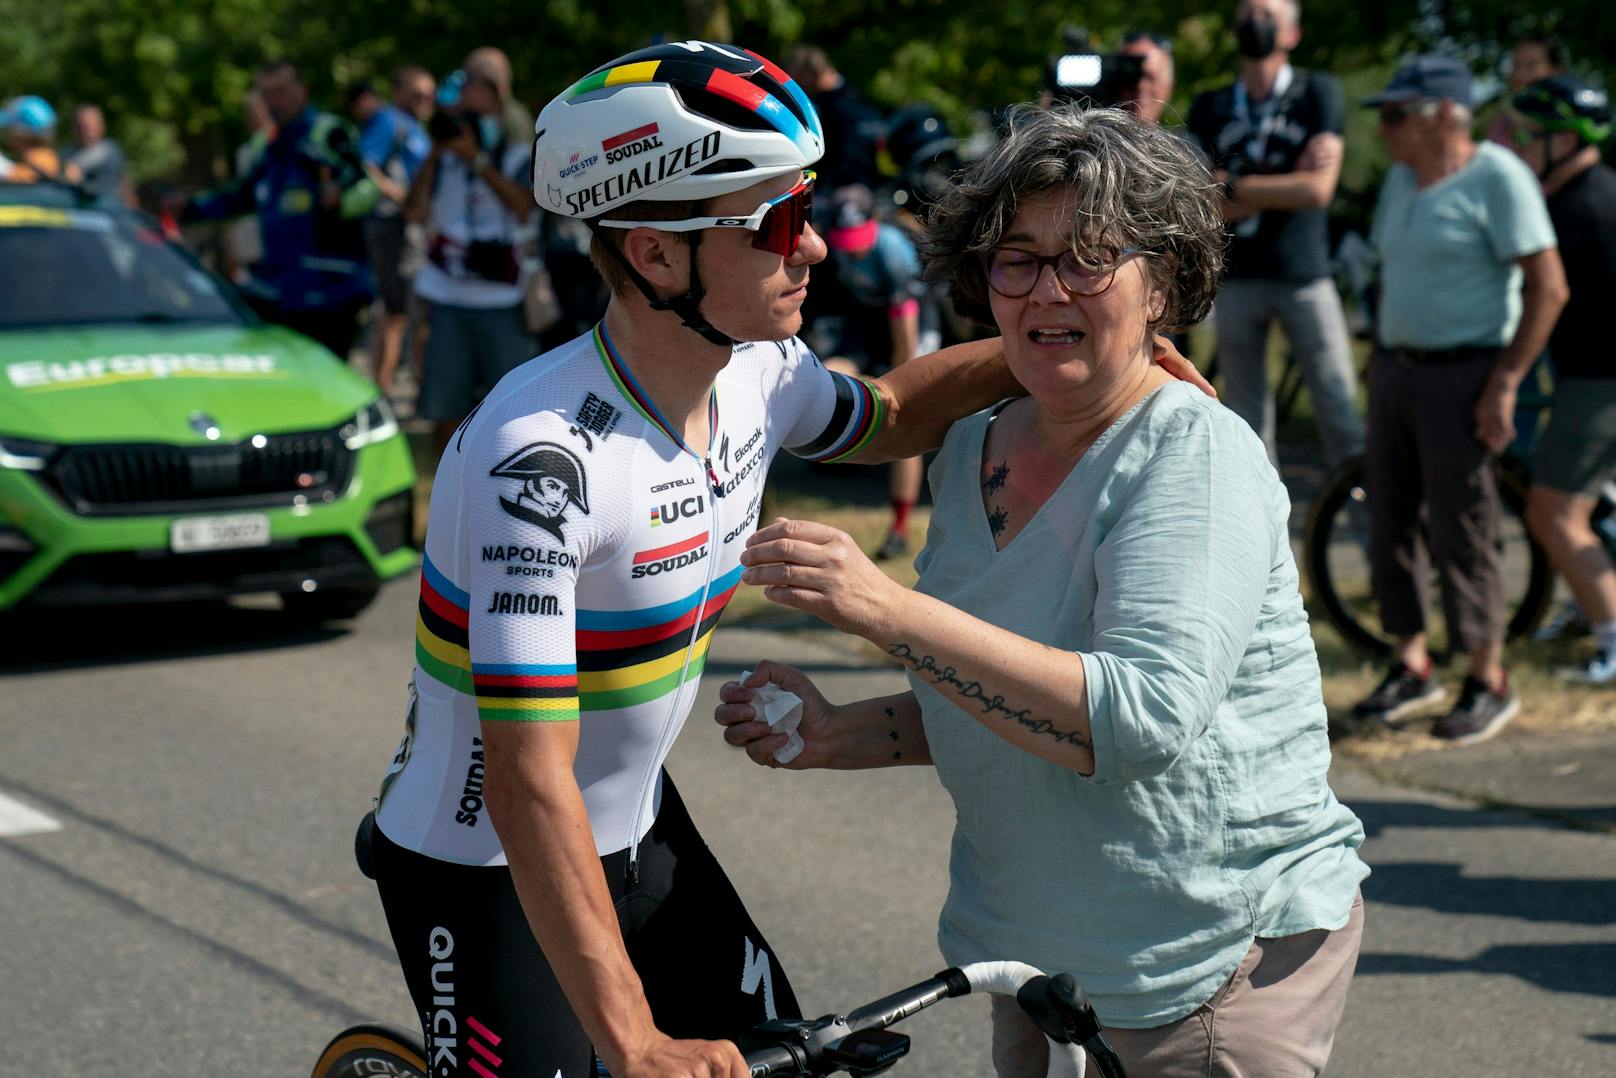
597 172 816 258
981 246 1142 299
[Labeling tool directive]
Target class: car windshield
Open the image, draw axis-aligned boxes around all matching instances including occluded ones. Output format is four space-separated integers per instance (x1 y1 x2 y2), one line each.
0 205 244 329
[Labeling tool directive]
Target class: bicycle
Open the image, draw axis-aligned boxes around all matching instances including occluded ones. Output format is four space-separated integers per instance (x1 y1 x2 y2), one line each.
1302 388 1616 658
311 961 1125 1078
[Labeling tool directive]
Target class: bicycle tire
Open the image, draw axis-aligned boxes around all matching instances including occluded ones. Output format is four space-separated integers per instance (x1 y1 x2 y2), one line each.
311 1023 428 1078
1303 454 1553 658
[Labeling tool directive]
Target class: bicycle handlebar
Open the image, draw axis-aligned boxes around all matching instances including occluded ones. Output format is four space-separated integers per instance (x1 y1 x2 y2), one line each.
740 962 1123 1078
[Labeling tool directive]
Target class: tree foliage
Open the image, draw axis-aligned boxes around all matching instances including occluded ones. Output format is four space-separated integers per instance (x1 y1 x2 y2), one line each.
0 0 1605 188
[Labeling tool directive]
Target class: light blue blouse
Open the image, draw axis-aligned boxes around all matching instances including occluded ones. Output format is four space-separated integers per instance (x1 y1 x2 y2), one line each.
909 381 1368 1027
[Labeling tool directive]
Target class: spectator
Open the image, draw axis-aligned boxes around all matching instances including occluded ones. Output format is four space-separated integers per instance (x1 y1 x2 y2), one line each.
352 68 433 395
403 61 535 449
1116 32 1175 126
1188 0 1364 468
1352 56 1569 739
783 45 886 197
1489 35 1569 166
1 96 82 184
813 184 936 560
183 60 378 358
1511 76 1616 684
722 105 1367 1078
65 104 133 207
220 91 272 284
465 46 534 151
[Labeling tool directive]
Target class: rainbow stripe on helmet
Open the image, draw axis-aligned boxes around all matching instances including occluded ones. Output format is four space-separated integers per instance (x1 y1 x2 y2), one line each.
564 57 822 160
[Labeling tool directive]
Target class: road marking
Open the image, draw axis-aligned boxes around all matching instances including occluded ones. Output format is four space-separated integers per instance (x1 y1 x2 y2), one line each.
0 790 62 837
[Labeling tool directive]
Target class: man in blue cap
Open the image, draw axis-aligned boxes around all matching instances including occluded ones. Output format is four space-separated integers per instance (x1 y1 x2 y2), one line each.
1351 55 1569 742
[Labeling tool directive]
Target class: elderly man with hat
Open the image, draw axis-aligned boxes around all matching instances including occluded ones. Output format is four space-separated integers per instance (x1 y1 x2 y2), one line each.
1351 56 1569 740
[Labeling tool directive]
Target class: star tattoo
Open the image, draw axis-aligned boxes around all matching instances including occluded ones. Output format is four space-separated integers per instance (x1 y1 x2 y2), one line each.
983 462 1010 493
988 507 1009 536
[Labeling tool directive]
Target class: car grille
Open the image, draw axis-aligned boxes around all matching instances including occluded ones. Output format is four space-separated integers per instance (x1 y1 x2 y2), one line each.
42 429 356 516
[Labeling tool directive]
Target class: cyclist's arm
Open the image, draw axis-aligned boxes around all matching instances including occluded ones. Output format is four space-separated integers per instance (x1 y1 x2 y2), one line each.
483 724 734 1075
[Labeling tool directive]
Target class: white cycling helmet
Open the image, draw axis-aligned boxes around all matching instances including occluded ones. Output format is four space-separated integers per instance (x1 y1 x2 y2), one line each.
533 40 824 219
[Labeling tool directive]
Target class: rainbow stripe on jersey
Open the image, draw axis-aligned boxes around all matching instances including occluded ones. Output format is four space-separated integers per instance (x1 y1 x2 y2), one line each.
413 554 740 721
415 554 581 721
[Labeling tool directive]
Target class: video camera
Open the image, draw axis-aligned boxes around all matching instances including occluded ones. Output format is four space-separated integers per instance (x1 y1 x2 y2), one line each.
1046 27 1145 109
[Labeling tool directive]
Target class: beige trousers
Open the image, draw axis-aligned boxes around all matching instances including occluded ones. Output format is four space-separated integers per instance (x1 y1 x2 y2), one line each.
990 893 1365 1078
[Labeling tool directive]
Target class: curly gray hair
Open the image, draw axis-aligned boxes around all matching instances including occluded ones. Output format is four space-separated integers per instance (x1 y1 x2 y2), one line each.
922 103 1224 333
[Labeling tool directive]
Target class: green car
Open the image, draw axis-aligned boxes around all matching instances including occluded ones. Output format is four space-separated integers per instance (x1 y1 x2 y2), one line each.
0 185 416 618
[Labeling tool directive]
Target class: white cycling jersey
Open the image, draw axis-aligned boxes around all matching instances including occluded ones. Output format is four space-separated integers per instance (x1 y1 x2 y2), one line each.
374 323 883 865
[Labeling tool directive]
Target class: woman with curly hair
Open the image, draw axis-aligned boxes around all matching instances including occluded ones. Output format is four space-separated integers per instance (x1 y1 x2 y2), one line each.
718 104 1368 1077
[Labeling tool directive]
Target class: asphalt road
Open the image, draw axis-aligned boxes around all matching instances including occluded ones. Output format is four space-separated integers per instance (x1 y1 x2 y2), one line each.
2 577 1613 1076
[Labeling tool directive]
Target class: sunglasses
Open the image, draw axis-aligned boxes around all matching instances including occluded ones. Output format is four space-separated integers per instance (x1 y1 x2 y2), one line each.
596 171 815 258
982 246 1142 300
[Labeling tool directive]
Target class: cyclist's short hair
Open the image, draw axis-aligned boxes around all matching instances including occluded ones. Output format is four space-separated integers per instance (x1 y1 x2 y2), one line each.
922 103 1224 334
588 199 705 296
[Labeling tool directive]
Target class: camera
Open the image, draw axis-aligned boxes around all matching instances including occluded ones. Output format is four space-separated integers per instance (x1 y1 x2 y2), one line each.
427 69 475 143
1046 27 1145 108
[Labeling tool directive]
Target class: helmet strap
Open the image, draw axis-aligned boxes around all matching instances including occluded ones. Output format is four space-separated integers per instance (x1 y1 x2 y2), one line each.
588 223 738 348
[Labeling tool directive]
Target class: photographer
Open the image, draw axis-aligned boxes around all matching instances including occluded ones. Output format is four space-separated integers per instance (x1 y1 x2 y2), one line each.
1188 0 1363 469
404 56 535 447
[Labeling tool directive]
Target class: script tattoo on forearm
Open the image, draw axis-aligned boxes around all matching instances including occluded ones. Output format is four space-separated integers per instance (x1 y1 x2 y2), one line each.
887 643 1092 750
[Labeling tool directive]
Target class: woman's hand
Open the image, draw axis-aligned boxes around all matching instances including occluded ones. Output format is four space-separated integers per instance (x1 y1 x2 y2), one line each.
715 660 838 769
740 518 910 638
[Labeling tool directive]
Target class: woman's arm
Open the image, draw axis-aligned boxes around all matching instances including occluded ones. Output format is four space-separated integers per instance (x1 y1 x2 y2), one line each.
741 422 1273 780
715 661 931 769
740 534 1099 772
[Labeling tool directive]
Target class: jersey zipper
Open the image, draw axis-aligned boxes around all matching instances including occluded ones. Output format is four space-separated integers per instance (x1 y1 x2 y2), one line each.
625 453 725 885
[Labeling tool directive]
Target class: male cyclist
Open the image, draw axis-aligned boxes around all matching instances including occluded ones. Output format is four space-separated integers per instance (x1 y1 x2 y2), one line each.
367 41 1206 1078
1512 76 1616 683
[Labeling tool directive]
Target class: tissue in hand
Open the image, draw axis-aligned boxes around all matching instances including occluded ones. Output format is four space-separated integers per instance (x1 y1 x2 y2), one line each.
739 668 805 764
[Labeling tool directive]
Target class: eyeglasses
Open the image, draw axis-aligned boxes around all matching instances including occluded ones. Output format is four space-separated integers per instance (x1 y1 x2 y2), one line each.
981 246 1141 299
596 171 816 258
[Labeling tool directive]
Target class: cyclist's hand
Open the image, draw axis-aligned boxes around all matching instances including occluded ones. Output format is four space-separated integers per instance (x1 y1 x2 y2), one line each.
1475 381 1517 454
1153 335 1216 398
716 659 836 769
740 517 909 639
615 1033 749 1077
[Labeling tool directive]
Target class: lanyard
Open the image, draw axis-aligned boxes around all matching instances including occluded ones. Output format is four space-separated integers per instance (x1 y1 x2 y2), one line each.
1232 64 1295 168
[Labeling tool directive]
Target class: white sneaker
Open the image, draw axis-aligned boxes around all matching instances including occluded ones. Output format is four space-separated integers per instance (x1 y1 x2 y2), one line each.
1558 651 1616 685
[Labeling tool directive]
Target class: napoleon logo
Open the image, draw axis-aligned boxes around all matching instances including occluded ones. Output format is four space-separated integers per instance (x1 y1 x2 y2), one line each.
490 442 590 543
574 392 621 439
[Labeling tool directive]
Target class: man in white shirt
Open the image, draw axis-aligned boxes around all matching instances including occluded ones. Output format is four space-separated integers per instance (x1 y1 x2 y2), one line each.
405 57 536 448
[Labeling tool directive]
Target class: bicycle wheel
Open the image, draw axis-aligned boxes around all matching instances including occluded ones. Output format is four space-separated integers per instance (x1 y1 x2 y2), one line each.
311 1023 428 1078
1303 455 1553 658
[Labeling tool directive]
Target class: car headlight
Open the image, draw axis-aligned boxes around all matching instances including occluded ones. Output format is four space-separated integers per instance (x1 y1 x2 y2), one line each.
0 436 56 471
341 398 400 451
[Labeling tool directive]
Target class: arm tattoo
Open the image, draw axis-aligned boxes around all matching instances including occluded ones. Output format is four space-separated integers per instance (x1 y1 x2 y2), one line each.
885 706 901 759
888 643 1092 751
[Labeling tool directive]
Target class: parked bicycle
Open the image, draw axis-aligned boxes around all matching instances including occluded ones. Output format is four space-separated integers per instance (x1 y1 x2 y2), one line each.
1303 386 1616 657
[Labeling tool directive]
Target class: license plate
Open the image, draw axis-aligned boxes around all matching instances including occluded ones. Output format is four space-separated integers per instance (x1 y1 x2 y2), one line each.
169 513 272 553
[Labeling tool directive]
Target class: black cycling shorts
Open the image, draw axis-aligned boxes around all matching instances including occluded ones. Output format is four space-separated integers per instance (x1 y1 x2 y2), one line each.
371 773 800 1076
